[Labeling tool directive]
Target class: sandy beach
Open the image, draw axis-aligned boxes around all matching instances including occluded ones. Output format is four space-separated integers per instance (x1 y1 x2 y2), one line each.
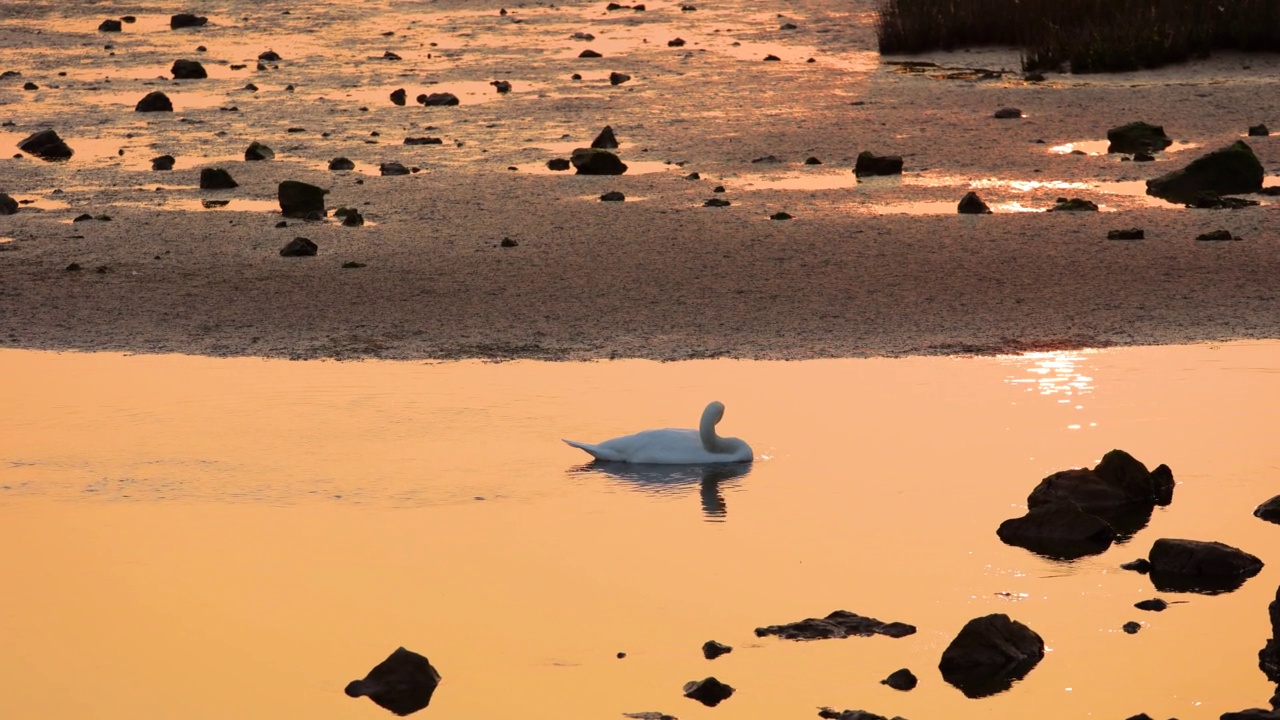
0 0 1276 360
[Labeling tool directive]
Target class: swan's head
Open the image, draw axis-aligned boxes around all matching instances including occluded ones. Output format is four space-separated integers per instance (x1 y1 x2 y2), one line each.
702 401 726 426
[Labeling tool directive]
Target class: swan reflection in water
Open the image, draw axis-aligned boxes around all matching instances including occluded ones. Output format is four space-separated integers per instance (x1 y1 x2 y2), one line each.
567 461 753 520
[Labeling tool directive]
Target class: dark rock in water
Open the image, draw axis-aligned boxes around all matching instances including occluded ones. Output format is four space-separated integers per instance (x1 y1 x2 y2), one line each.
668 37 686 47
500 237 518 248
1184 192 1259 209
1122 621 1142 634
880 668 917 691
571 148 627 175
135 91 173 112
328 157 355 171
702 640 732 660
1148 538 1263 593
419 92 459 106
1049 198 1099 211
997 503 1116 559
579 49 603 58
1107 121 1173 154
345 647 441 715
404 137 443 145
1108 228 1144 240
854 151 902 177
957 191 991 214
1026 450 1172 536
390 88 406 106
1221 709 1280 720
1147 141 1264 202
1121 558 1152 574
623 714 676 720
1248 124 1270 137
592 126 619 149
258 49 281 61
279 237 317 257
1255 495 1280 524
1134 598 1168 611
763 54 781 61
609 72 631 85
199 168 237 189
1196 229 1241 242
245 142 274 161
756 610 916 641
171 59 207 79
18 129 73 161
818 709 894 720
599 191 625 202
342 261 367 269
1261 585 1280 682
994 107 1022 119
380 162 410 176
703 198 731 207
490 80 512 93
99 19 123 32
151 155 175 171
170 13 208 29
0 193 17 215
682 677 733 707
771 211 792 220
938 614 1044 698
546 158 571 171
278 180 327 218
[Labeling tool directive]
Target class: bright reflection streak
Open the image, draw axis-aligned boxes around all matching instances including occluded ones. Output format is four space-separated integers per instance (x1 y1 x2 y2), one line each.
1004 350 1096 398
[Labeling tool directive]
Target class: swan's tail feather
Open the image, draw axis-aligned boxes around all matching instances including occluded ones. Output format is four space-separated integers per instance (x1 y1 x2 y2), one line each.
563 439 624 462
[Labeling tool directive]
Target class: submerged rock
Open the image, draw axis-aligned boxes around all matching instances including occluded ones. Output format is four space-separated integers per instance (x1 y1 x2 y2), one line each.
199 168 237 189
1147 538 1263 593
854 151 902 177
1106 121 1172 154
1135 598 1169 611
171 59 207 79
1049 198 1099 211
701 640 732 660
756 610 916 640
278 180 327 218
957 191 991 214
135 91 173 112
997 503 1117 559
1184 193 1259 209
571 148 627 175
419 92 459 106
938 614 1044 698
880 668 917 691
682 677 733 707
18 129 73 160
817 709 896 720
345 647 442 715
1146 141 1264 203
279 237 318 257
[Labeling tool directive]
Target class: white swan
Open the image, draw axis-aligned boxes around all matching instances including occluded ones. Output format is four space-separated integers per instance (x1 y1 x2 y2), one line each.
563 401 753 464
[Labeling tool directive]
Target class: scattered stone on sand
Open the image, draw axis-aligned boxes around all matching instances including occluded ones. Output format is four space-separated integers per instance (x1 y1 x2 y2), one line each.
771 211 792 220
278 180 328 219
170 13 208 29
258 49 281 61
1049 198 1099 211
1248 124 1270 137
1133 152 1155 162
682 677 734 707
957 191 991 214
1106 121 1173 154
245 142 275 161
751 155 782 164
997 503 1117 559
668 38 686 47
150 155 175 171
390 88 406 106
65 262 82 272
335 207 364 226
880 668 917 691
780 22 798 29
685 172 700 180
1024 71 1046 81
18 129 73 161
571 32 595 41
0 193 17 215
609 72 632 85
1147 538 1264 593
171 59 207 79
703 198 731 207
135 91 173 112
201 199 229 208
1121 558 1153 574
1135 598 1169 611
591 126 620 149
1255 496 1280 524
243 83 259 92
419 92 459 106
938 614 1044 698
279 237 318 257
498 237 519 248
571 148 627 175
99 19 122 32
383 51 402 61
1196 229 1242 241
342 261 367 269
804 156 822 164
579 49 603 58
199 168 237 189
1122 621 1142 634
546 158 571 171
1146 140 1264 202
1184 193 1259 209
756 610 916 641
1108 228 1145 240
854 151 903 177
404 137 443 145
328 157 355 171
491 80 512 93
345 647 442 716
994 107 1022 119
701 641 732 660
763 54 781 61
380 162 410 176
23 82 38 91
600 191 625 202
712 185 726 192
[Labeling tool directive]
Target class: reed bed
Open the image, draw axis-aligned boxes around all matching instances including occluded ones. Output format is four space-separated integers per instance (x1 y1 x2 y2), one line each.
876 0 1280 72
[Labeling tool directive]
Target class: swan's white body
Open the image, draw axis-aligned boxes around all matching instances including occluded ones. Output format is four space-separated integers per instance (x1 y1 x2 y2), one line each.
563 401 753 464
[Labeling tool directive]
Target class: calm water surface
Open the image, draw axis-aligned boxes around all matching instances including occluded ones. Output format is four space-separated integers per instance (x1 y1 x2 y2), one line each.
2 344 1279 720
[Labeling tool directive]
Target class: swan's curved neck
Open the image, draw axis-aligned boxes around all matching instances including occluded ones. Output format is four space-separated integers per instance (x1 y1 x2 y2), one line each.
699 403 724 453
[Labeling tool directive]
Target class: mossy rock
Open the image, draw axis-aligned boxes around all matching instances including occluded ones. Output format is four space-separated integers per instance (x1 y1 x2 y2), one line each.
1146 141 1263 203
1106 122 1172 154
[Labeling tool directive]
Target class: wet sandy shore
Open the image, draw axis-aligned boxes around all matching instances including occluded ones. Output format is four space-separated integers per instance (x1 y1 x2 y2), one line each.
1 0 1278 360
